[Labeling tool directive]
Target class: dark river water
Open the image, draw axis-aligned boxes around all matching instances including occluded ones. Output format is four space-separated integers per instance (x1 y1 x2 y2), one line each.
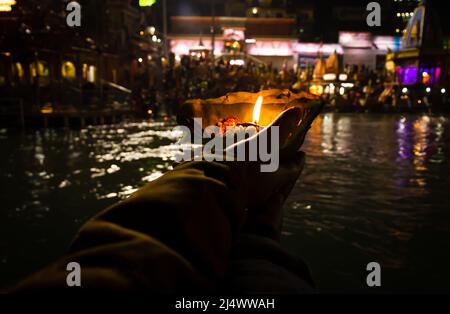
1 113 449 293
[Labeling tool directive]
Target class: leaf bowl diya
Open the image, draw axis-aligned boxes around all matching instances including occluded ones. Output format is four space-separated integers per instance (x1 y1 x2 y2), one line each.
177 89 324 157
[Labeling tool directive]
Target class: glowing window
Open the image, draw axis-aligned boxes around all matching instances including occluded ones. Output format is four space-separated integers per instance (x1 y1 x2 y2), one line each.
13 62 24 79
29 61 50 86
82 64 97 83
9 62 24 85
30 61 49 78
61 61 76 79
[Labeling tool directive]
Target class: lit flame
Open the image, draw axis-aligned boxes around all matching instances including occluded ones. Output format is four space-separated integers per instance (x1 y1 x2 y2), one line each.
253 96 263 124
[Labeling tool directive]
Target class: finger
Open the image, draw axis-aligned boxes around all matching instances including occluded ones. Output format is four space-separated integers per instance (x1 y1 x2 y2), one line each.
282 100 324 156
252 151 304 204
266 107 302 146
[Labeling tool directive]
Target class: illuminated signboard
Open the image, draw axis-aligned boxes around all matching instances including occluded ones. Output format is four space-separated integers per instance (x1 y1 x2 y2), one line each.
373 36 402 51
294 43 344 55
0 0 16 12
139 0 156 7
339 32 372 48
223 28 245 41
170 39 224 56
246 40 293 56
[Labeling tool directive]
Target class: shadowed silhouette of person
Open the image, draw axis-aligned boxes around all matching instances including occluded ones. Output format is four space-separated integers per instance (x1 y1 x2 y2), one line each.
10 109 315 294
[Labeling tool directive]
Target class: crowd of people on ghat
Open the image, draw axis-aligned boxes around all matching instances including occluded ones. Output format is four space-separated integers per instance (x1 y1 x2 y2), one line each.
133 53 443 118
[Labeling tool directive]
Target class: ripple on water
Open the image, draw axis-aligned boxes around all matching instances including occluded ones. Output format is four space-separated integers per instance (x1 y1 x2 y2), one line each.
1 115 450 292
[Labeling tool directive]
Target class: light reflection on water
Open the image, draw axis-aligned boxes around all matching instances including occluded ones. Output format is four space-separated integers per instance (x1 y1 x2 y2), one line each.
282 113 450 293
0 121 181 287
1 114 450 292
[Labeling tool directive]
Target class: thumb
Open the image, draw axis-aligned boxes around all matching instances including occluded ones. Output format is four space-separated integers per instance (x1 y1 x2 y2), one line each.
266 107 302 147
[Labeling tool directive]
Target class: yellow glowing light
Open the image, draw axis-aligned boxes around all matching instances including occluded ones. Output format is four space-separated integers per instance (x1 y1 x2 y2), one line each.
0 0 15 11
385 61 395 72
309 84 324 96
253 96 263 124
139 0 156 7
61 61 76 79
147 109 153 115
30 61 49 78
82 64 97 83
13 62 23 79
0 5 12 11
323 74 336 81
339 74 348 81
41 104 54 115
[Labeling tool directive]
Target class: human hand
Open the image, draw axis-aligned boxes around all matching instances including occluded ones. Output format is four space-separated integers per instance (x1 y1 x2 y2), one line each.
243 151 305 240
224 107 306 210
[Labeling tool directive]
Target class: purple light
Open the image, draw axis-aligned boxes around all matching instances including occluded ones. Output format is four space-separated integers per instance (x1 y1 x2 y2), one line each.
396 119 413 160
403 67 418 85
397 67 418 85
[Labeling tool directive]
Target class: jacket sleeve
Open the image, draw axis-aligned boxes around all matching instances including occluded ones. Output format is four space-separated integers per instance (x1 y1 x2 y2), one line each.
12 161 247 294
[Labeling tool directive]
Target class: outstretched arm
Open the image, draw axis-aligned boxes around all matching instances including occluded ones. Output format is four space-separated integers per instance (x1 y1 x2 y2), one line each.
13 161 247 293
